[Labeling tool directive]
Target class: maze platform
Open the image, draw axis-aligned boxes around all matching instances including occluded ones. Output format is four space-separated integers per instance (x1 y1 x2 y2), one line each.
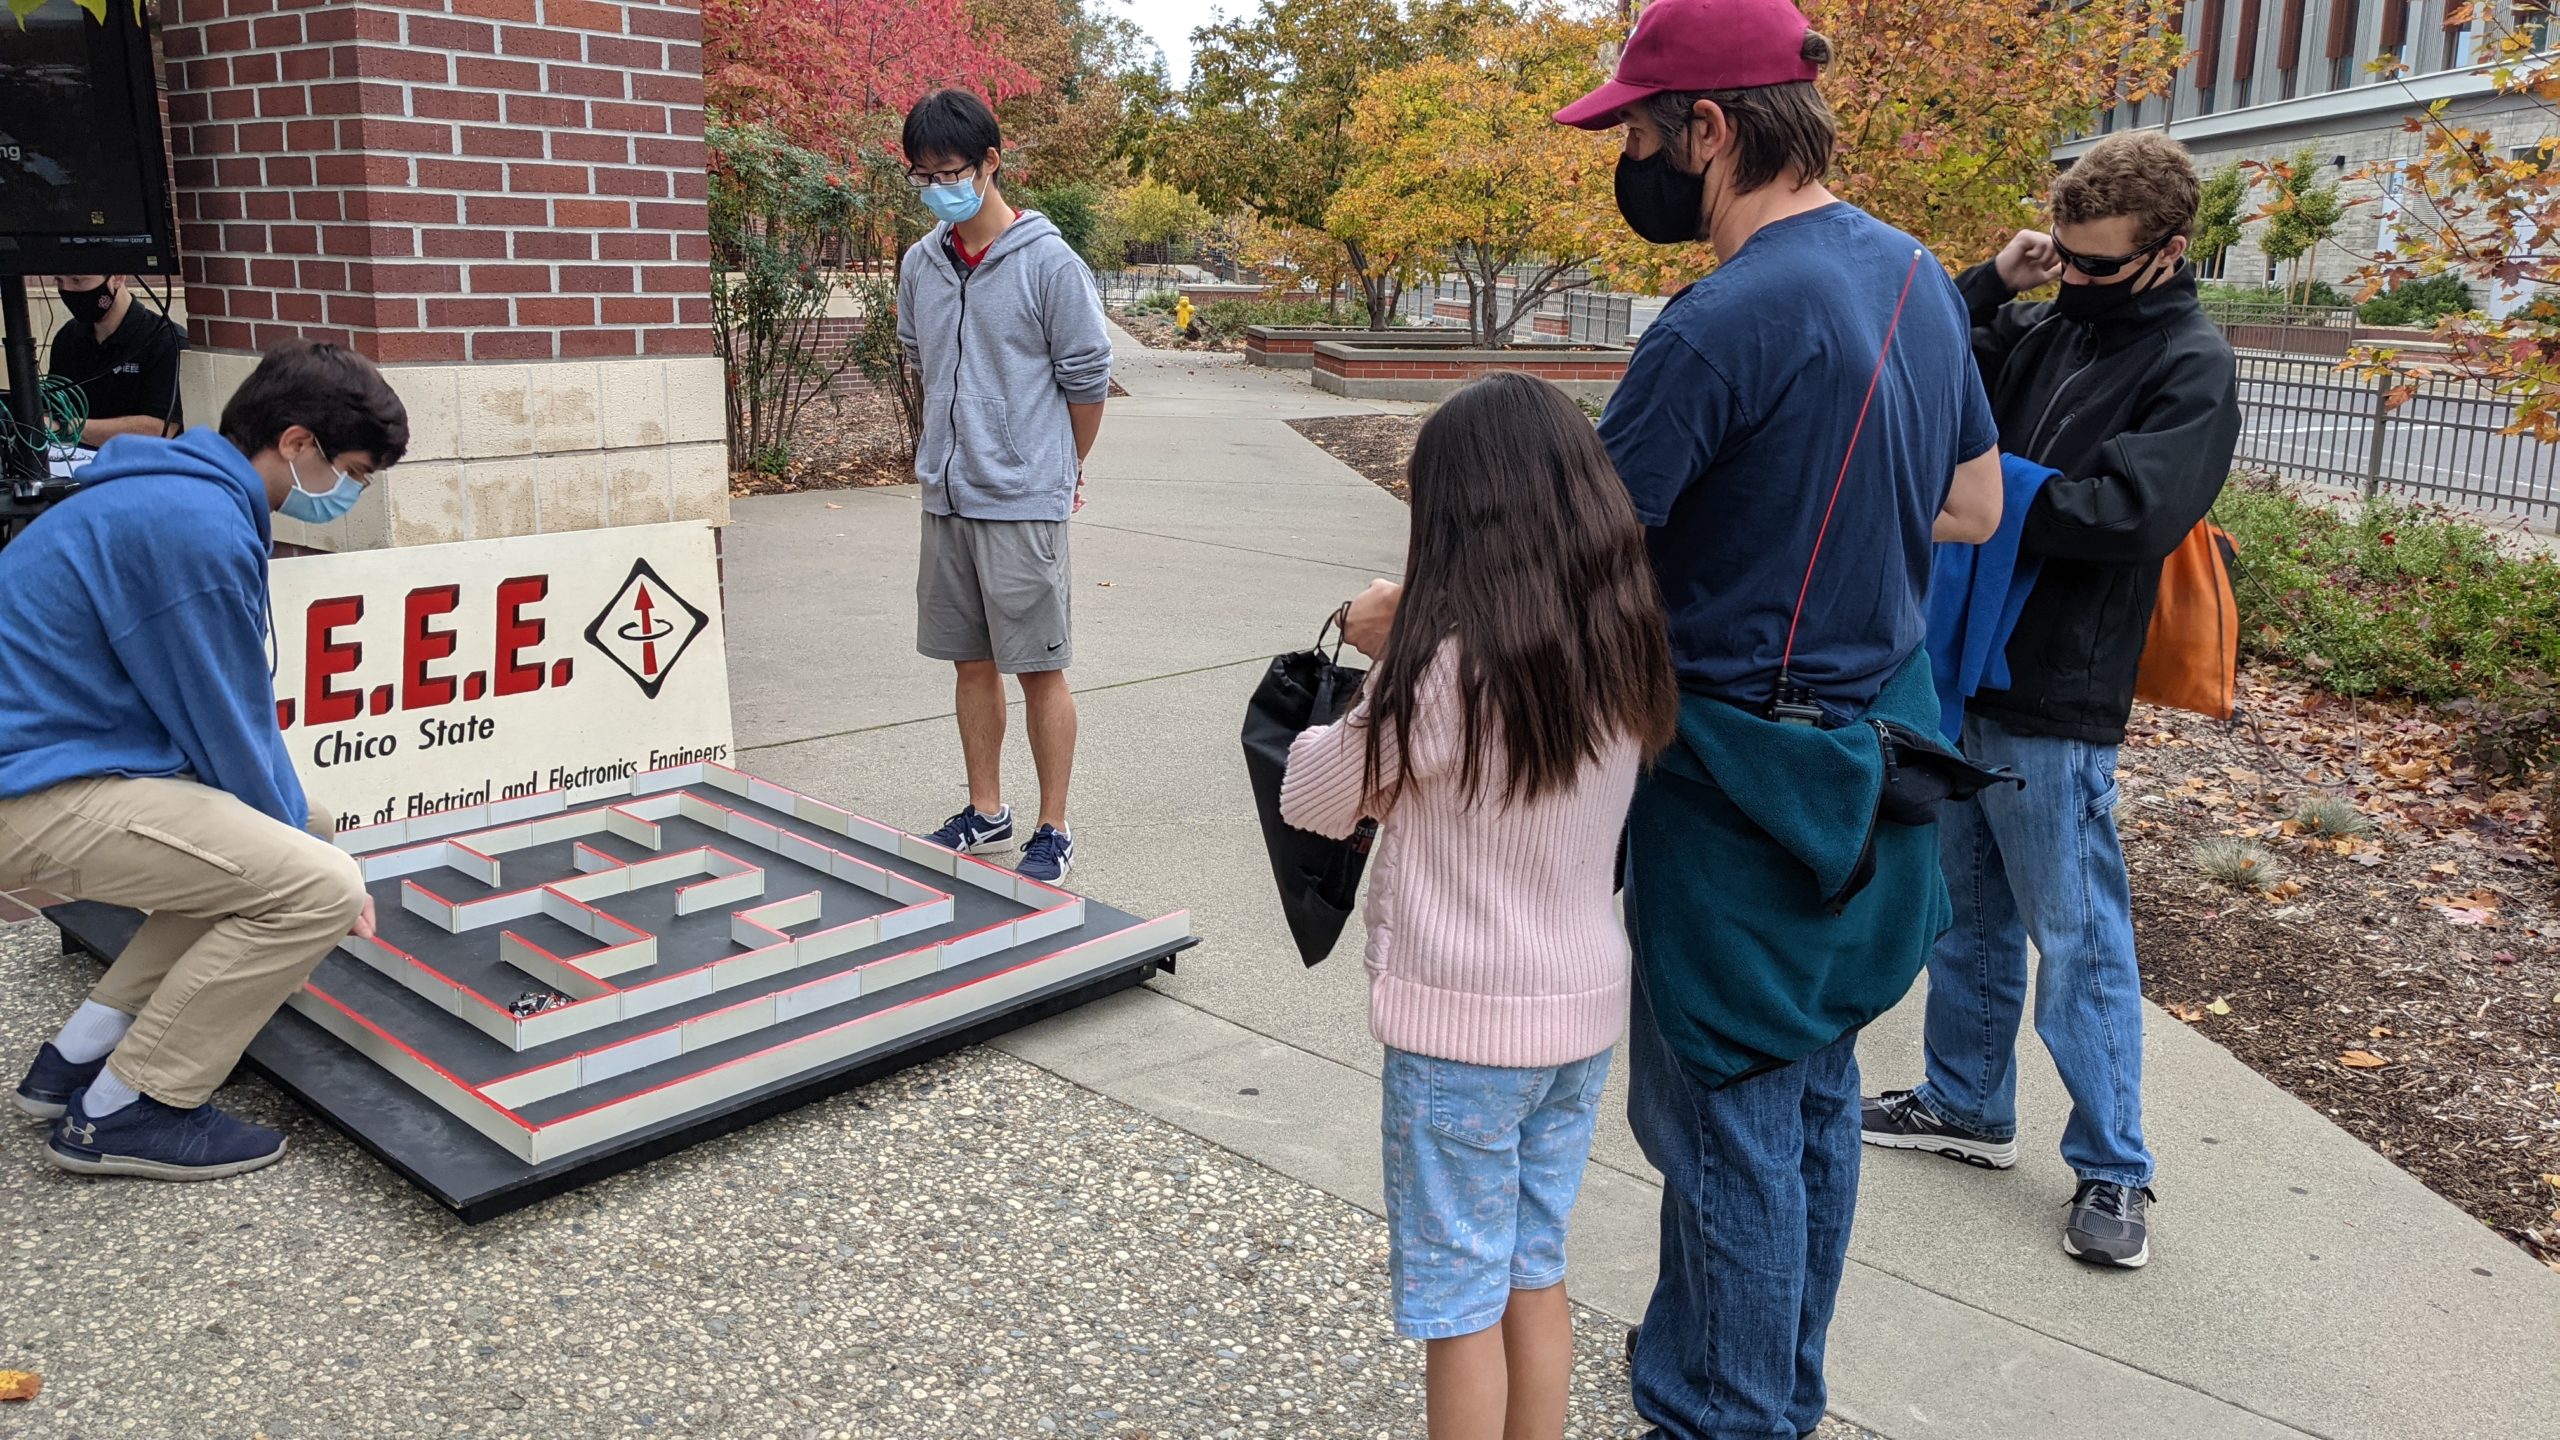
51 763 1193 1220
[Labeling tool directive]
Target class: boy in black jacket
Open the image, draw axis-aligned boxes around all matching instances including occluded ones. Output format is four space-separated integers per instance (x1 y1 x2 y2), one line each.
1861 132 2242 1269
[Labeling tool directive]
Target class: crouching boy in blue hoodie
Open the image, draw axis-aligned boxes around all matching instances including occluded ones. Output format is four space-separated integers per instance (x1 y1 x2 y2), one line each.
896 88 1113 886
3 339 405 1181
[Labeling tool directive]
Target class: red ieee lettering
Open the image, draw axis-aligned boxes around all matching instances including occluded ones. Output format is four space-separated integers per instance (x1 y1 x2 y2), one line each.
304 595 365 727
403 584 462 710
494 575 550 697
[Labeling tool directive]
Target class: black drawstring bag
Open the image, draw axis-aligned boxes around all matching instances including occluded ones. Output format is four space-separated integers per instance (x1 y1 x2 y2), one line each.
1241 608 1378 967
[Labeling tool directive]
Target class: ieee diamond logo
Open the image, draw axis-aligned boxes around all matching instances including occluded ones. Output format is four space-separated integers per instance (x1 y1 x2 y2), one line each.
584 559 709 700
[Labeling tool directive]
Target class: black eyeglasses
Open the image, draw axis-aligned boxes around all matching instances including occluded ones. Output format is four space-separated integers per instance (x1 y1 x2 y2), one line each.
902 162 980 189
2051 232 2170 279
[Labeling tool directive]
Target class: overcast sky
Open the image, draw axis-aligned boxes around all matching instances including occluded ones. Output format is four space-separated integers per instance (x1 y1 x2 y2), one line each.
1116 0 1237 86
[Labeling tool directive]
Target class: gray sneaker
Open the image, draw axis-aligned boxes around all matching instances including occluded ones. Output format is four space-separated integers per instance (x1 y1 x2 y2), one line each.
1859 1088 2018 1169
2062 1179 2154 1268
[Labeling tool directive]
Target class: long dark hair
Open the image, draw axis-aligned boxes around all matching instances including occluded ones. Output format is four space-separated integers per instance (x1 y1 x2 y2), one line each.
1362 371 1678 811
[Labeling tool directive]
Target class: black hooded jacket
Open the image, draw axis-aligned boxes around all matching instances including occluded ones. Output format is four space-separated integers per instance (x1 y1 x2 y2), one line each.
1957 261 2243 744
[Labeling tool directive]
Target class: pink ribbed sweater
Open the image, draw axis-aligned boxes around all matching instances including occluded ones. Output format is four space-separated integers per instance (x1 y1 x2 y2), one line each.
1277 649 1637 1068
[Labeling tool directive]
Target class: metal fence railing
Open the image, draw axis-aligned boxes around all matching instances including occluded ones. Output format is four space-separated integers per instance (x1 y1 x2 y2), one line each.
2232 351 2560 530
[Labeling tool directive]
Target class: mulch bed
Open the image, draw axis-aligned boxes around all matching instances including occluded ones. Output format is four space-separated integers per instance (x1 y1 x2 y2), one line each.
1109 307 1244 353
1283 409 2560 1268
730 376 1130 498
1286 414 1422 500
2124 670 2557 1267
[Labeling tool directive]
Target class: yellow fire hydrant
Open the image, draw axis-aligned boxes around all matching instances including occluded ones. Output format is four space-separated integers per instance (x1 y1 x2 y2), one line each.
1174 295 1195 331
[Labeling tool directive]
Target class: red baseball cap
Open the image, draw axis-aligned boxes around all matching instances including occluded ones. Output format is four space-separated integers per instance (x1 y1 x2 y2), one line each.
1554 0 1820 130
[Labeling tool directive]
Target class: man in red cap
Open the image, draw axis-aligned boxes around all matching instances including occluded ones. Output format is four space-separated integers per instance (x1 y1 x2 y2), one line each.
1557 0 2003 1435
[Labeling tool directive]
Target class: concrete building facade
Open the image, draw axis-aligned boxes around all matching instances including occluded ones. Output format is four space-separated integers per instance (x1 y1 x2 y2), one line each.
2061 0 2553 309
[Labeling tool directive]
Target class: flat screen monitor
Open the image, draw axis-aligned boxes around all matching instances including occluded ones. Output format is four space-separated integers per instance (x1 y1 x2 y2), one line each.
0 0 176 276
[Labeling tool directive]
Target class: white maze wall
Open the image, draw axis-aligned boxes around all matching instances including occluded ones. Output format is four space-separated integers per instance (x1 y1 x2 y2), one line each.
300 763 1188 1163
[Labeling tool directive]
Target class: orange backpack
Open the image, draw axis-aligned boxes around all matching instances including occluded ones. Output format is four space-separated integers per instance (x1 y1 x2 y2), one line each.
2134 519 2240 722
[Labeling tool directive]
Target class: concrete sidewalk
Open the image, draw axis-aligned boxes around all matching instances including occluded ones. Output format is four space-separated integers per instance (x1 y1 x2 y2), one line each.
727 326 2560 1440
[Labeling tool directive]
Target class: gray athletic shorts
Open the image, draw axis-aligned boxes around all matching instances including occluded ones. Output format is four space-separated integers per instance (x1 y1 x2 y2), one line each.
916 511 1073 674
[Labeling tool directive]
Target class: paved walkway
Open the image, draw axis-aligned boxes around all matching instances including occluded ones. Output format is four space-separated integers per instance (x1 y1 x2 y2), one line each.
727 327 2560 1439
1 325 2554 1438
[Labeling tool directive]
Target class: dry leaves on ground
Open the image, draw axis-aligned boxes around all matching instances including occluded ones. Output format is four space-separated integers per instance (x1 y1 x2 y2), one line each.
0 1371 40 1402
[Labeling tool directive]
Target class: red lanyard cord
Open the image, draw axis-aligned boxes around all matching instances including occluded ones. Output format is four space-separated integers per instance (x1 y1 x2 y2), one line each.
1778 246 1927 682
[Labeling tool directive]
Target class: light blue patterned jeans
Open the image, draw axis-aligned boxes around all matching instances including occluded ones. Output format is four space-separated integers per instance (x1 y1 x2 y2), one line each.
1380 1045 1614 1340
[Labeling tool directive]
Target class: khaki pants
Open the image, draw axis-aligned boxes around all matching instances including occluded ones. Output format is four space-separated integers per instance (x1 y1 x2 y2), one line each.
0 776 366 1108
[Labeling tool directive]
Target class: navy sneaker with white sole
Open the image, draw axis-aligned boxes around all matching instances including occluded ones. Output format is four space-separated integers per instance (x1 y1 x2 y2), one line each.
48 1090 289 1181
1018 824 1074 885
15 1043 107 1123
927 804 1015 856
1859 1088 2019 1169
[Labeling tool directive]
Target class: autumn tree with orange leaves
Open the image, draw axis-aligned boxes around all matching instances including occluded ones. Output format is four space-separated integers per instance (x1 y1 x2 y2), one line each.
2312 6 2560 439
1330 8 1624 346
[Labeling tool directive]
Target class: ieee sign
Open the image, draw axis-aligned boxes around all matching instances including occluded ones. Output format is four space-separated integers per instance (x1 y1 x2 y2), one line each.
268 522 736 834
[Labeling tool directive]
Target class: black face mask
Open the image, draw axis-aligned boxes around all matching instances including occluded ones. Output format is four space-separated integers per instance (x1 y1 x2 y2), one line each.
2051 277 2144 323
1615 148 1708 245
57 281 114 321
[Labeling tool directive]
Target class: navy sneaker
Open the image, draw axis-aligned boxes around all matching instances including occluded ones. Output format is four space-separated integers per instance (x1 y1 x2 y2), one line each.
48 1091 289 1181
15 1043 107 1123
1019 824 1074 885
927 804 1015 855
1860 1088 2019 1169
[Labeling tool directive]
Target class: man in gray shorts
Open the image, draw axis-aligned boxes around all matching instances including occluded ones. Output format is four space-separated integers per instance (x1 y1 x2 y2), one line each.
896 88 1111 884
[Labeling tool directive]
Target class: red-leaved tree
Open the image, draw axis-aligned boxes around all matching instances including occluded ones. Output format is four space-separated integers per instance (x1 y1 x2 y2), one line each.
703 0 1039 162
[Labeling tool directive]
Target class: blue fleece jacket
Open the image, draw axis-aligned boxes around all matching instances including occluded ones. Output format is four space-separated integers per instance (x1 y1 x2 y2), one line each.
0 428 307 828
1926 455 2056 743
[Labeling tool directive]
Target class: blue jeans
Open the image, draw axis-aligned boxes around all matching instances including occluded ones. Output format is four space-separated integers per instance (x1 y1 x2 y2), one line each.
1916 714 2152 1187
1380 1046 1613 1340
1627 972 1860 1440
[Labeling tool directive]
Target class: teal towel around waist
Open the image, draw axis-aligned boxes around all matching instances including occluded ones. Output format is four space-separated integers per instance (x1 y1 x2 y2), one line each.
1625 650 1952 1087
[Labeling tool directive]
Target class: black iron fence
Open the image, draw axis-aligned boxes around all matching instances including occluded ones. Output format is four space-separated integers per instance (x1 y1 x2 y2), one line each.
2230 349 2560 530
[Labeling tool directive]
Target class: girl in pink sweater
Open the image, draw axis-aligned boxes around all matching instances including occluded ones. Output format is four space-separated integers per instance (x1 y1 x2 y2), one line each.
1280 372 1676 1440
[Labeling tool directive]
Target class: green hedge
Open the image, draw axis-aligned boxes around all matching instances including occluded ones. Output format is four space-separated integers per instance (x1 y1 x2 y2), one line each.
2215 476 2560 773
2355 274 2475 328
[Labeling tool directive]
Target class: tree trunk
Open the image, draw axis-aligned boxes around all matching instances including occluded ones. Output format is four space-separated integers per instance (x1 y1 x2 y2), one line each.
1344 239 1396 331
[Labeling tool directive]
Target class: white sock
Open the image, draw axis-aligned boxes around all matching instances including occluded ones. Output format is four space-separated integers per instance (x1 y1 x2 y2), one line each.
52 1002 134 1064
82 1069 140 1117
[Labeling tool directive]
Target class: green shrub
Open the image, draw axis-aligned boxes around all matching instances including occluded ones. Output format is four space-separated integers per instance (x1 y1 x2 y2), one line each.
2356 273 2475 328
1128 289 1179 314
2199 280 2353 317
1194 297 1372 338
1019 182 1105 266
2214 476 2560 773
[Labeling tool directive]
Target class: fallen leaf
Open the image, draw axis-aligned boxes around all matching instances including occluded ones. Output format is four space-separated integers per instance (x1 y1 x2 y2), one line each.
1095 581 1115 587
2370 1026 2395 1038
824 502 844 510
2167 1001 2207 1023
2338 1050 2391 1069
2542 1173 2560 1191
0 1371 37 1402
2429 860 2462 875
2205 997 2232 1016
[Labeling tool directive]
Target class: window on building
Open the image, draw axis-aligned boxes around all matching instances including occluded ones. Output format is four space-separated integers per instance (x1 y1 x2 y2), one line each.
2327 0 2363 89
2128 96 2144 127
2101 106 2119 133
2199 84 2218 114
2378 0 2410 67
2443 11 2477 68
2523 2 2554 52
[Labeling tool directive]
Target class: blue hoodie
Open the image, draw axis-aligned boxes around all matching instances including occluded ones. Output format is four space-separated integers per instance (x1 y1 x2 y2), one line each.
0 428 307 828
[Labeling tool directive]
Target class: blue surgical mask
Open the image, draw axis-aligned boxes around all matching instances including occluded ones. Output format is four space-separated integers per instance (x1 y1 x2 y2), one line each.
281 452 364 524
920 173 985 226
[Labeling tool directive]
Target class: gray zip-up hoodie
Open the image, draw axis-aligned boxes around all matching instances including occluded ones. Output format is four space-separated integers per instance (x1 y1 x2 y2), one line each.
896 212 1113 521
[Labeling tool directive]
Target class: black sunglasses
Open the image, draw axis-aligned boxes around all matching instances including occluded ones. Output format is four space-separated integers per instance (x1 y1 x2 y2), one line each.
2052 232 2171 279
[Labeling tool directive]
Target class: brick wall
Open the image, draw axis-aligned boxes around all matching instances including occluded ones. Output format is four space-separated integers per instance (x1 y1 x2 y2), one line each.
161 0 713 364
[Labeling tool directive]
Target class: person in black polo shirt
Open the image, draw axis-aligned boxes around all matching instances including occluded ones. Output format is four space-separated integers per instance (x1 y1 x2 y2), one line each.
49 275 185 444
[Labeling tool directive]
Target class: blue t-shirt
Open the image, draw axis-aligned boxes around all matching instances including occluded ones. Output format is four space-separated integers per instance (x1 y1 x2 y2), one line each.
1600 203 1998 719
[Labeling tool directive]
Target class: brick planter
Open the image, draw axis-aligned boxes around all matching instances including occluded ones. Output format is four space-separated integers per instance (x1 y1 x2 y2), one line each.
1310 342 1634 403
1243 326 1478 369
